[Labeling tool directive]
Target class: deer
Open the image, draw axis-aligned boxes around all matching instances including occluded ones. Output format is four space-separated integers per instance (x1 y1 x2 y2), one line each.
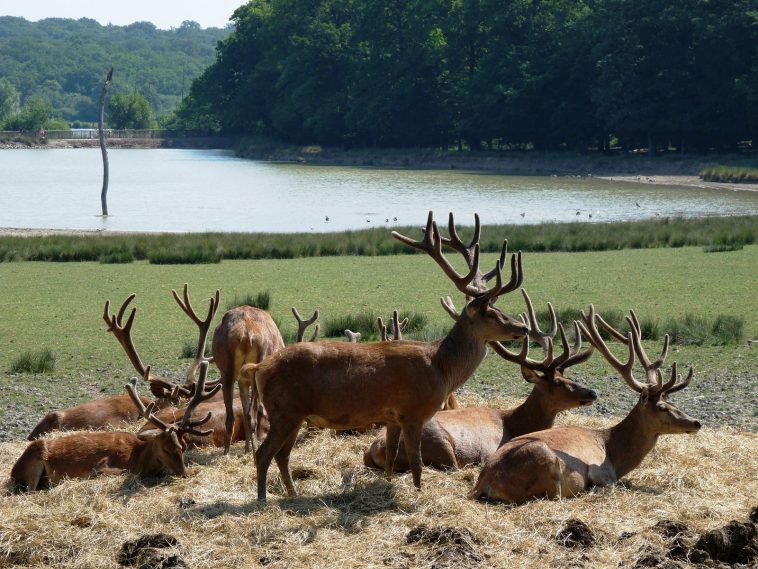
240 211 529 501
213 298 285 455
363 290 597 471
143 306 321 449
27 285 219 440
11 362 219 491
470 305 701 503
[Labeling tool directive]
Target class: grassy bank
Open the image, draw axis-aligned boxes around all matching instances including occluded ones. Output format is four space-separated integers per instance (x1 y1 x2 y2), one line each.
0 245 755 441
700 165 758 183
0 216 755 263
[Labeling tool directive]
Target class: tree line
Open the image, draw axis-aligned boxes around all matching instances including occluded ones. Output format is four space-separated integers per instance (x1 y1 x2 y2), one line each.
173 0 758 153
0 16 230 126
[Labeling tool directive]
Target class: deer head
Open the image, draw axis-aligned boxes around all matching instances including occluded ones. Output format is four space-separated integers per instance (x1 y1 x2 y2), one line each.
578 305 701 435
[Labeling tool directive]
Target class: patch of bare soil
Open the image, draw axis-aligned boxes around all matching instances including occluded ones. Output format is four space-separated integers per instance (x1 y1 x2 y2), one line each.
599 174 758 192
556 518 596 549
118 533 186 568
405 525 484 567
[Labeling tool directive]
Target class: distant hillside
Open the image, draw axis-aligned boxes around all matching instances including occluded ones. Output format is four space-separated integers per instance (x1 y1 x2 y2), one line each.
0 16 231 122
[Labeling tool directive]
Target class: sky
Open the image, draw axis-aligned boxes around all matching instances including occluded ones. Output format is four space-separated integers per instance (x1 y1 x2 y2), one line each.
0 0 245 29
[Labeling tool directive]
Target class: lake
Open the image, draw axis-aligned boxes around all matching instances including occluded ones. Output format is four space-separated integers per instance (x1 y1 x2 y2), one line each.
1 148 757 233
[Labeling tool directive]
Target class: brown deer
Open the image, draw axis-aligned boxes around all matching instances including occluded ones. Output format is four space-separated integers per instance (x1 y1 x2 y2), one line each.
11 363 219 491
151 305 320 449
213 298 285 455
364 291 596 471
240 211 528 501
27 286 219 440
470 305 701 503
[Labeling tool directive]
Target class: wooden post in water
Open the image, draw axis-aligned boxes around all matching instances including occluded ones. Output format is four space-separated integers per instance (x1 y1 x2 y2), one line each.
98 68 113 216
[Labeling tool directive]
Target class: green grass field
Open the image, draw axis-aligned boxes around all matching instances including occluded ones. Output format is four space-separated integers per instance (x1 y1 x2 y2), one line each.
0 245 756 438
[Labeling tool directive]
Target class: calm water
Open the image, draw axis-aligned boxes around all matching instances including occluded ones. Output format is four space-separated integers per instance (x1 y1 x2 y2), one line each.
1 148 757 232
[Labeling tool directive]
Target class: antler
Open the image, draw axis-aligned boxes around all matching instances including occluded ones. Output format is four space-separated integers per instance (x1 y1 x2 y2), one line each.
104 294 151 379
490 322 593 375
344 329 362 343
660 361 694 394
292 307 320 342
125 368 173 432
172 284 220 383
520 289 558 351
378 310 409 341
177 361 220 436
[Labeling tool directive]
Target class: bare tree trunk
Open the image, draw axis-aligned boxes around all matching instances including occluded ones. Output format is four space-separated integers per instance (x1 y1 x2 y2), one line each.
99 68 113 216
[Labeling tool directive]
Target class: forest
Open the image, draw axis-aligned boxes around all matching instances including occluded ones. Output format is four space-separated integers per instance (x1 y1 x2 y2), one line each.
175 0 758 153
0 16 230 124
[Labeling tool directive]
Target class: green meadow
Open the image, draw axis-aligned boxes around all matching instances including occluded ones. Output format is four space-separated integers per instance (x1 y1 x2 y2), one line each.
0 244 756 438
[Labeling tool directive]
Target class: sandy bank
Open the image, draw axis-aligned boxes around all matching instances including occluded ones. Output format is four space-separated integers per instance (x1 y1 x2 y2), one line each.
598 175 758 192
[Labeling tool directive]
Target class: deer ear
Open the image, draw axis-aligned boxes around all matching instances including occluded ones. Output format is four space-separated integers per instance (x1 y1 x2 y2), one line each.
521 367 541 384
137 429 163 441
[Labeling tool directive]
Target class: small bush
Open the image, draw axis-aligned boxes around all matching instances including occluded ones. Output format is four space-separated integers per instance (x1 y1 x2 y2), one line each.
10 349 55 373
148 246 221 265
703 243 744 253
98 248 134 263
180 340 212 359
225 290 271 311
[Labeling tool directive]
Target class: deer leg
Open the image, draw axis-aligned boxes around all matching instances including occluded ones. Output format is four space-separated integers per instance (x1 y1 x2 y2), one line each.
274 426 301 497
256 420 298 502
222 376 235 455
384 424 402 480
401 422 424 490
239 380 255 454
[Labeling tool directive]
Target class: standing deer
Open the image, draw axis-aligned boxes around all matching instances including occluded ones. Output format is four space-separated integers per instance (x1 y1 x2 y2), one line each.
11 363 219 491
146 307 320 449
364 291 596 471
213 299 285 455
241 211 528 501
27 285 219 440
470 305 701 503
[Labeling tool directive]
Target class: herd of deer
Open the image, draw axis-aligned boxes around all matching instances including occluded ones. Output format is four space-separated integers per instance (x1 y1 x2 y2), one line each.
10 211 701 504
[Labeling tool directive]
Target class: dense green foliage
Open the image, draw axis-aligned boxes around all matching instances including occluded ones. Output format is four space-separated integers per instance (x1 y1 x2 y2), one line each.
0 17 230 123
107 92 156 129
178 0 758 151
700 166 758 183
0 216 754 263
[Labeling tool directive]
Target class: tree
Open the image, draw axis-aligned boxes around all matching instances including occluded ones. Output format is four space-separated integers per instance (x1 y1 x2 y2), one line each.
0 78 20 126
107 92 155 128
14 95 51 131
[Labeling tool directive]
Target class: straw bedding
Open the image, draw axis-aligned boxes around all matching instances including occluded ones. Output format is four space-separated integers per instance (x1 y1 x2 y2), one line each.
0 396 755 568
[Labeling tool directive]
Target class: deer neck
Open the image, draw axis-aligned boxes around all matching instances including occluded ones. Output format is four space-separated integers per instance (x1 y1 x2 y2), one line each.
433 319 489 395
603 405 659 480
503 388 557 438
130 439 164 476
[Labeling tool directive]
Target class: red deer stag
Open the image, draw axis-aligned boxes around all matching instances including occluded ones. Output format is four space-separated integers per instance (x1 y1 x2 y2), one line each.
364 291 596 470
213 297 285 455
11 363 219 491
470 305 701 503
145 306 320 448
240 211 528 501
26 286 218 440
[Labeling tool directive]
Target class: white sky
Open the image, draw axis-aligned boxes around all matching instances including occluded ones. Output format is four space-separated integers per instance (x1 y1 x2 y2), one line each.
0 0 245 29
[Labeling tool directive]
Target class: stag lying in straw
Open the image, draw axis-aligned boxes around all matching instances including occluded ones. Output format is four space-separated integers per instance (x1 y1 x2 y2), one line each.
240 211 528 501
11 362 218 491
364 290 597 471
27 285 219 440
470 306 701 503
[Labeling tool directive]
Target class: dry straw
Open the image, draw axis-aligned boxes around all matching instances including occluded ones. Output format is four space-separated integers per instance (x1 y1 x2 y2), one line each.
0 395 755 568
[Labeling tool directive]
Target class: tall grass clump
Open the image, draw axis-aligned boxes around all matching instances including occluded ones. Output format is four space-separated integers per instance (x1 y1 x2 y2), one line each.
700 166 758 183
323 310 428 339
148 246 221 265
225 290 271 311
10 349 55 373
180 340 212 359
664 314 744 346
